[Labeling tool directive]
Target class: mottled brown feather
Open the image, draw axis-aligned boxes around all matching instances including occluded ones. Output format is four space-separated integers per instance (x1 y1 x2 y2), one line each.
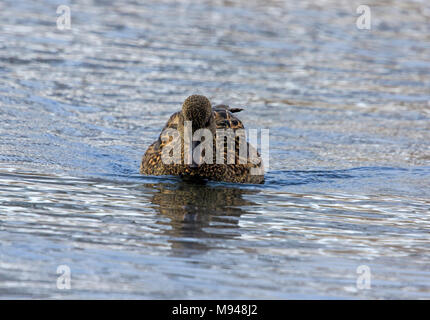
141 104 264 184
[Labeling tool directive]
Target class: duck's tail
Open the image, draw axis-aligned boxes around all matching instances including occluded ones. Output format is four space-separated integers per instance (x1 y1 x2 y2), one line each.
229 107 243 113
215 104 244 113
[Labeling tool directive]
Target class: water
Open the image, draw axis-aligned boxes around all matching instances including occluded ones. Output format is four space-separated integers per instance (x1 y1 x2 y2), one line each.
1 0 430 299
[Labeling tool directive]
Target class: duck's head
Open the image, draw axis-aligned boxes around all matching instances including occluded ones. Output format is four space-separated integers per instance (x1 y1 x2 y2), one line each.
181 95 215 132
179 95 216 168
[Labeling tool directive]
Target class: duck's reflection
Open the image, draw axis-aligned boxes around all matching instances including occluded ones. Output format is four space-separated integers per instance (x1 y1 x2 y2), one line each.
144 181 258 256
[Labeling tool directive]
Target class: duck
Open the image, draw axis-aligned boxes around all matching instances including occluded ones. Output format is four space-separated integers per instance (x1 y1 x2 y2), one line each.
140 95 264 184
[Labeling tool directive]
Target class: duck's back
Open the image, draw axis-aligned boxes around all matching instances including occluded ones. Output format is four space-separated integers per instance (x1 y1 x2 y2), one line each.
213 105 245 131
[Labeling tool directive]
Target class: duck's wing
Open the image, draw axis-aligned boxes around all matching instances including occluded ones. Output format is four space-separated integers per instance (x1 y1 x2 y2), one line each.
140 111 183 174
212 104 249 166
211 104 264 183
158 111 182 144
213 105 245 130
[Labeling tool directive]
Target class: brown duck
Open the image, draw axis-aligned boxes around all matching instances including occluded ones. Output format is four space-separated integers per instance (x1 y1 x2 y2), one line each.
140 95 264 184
